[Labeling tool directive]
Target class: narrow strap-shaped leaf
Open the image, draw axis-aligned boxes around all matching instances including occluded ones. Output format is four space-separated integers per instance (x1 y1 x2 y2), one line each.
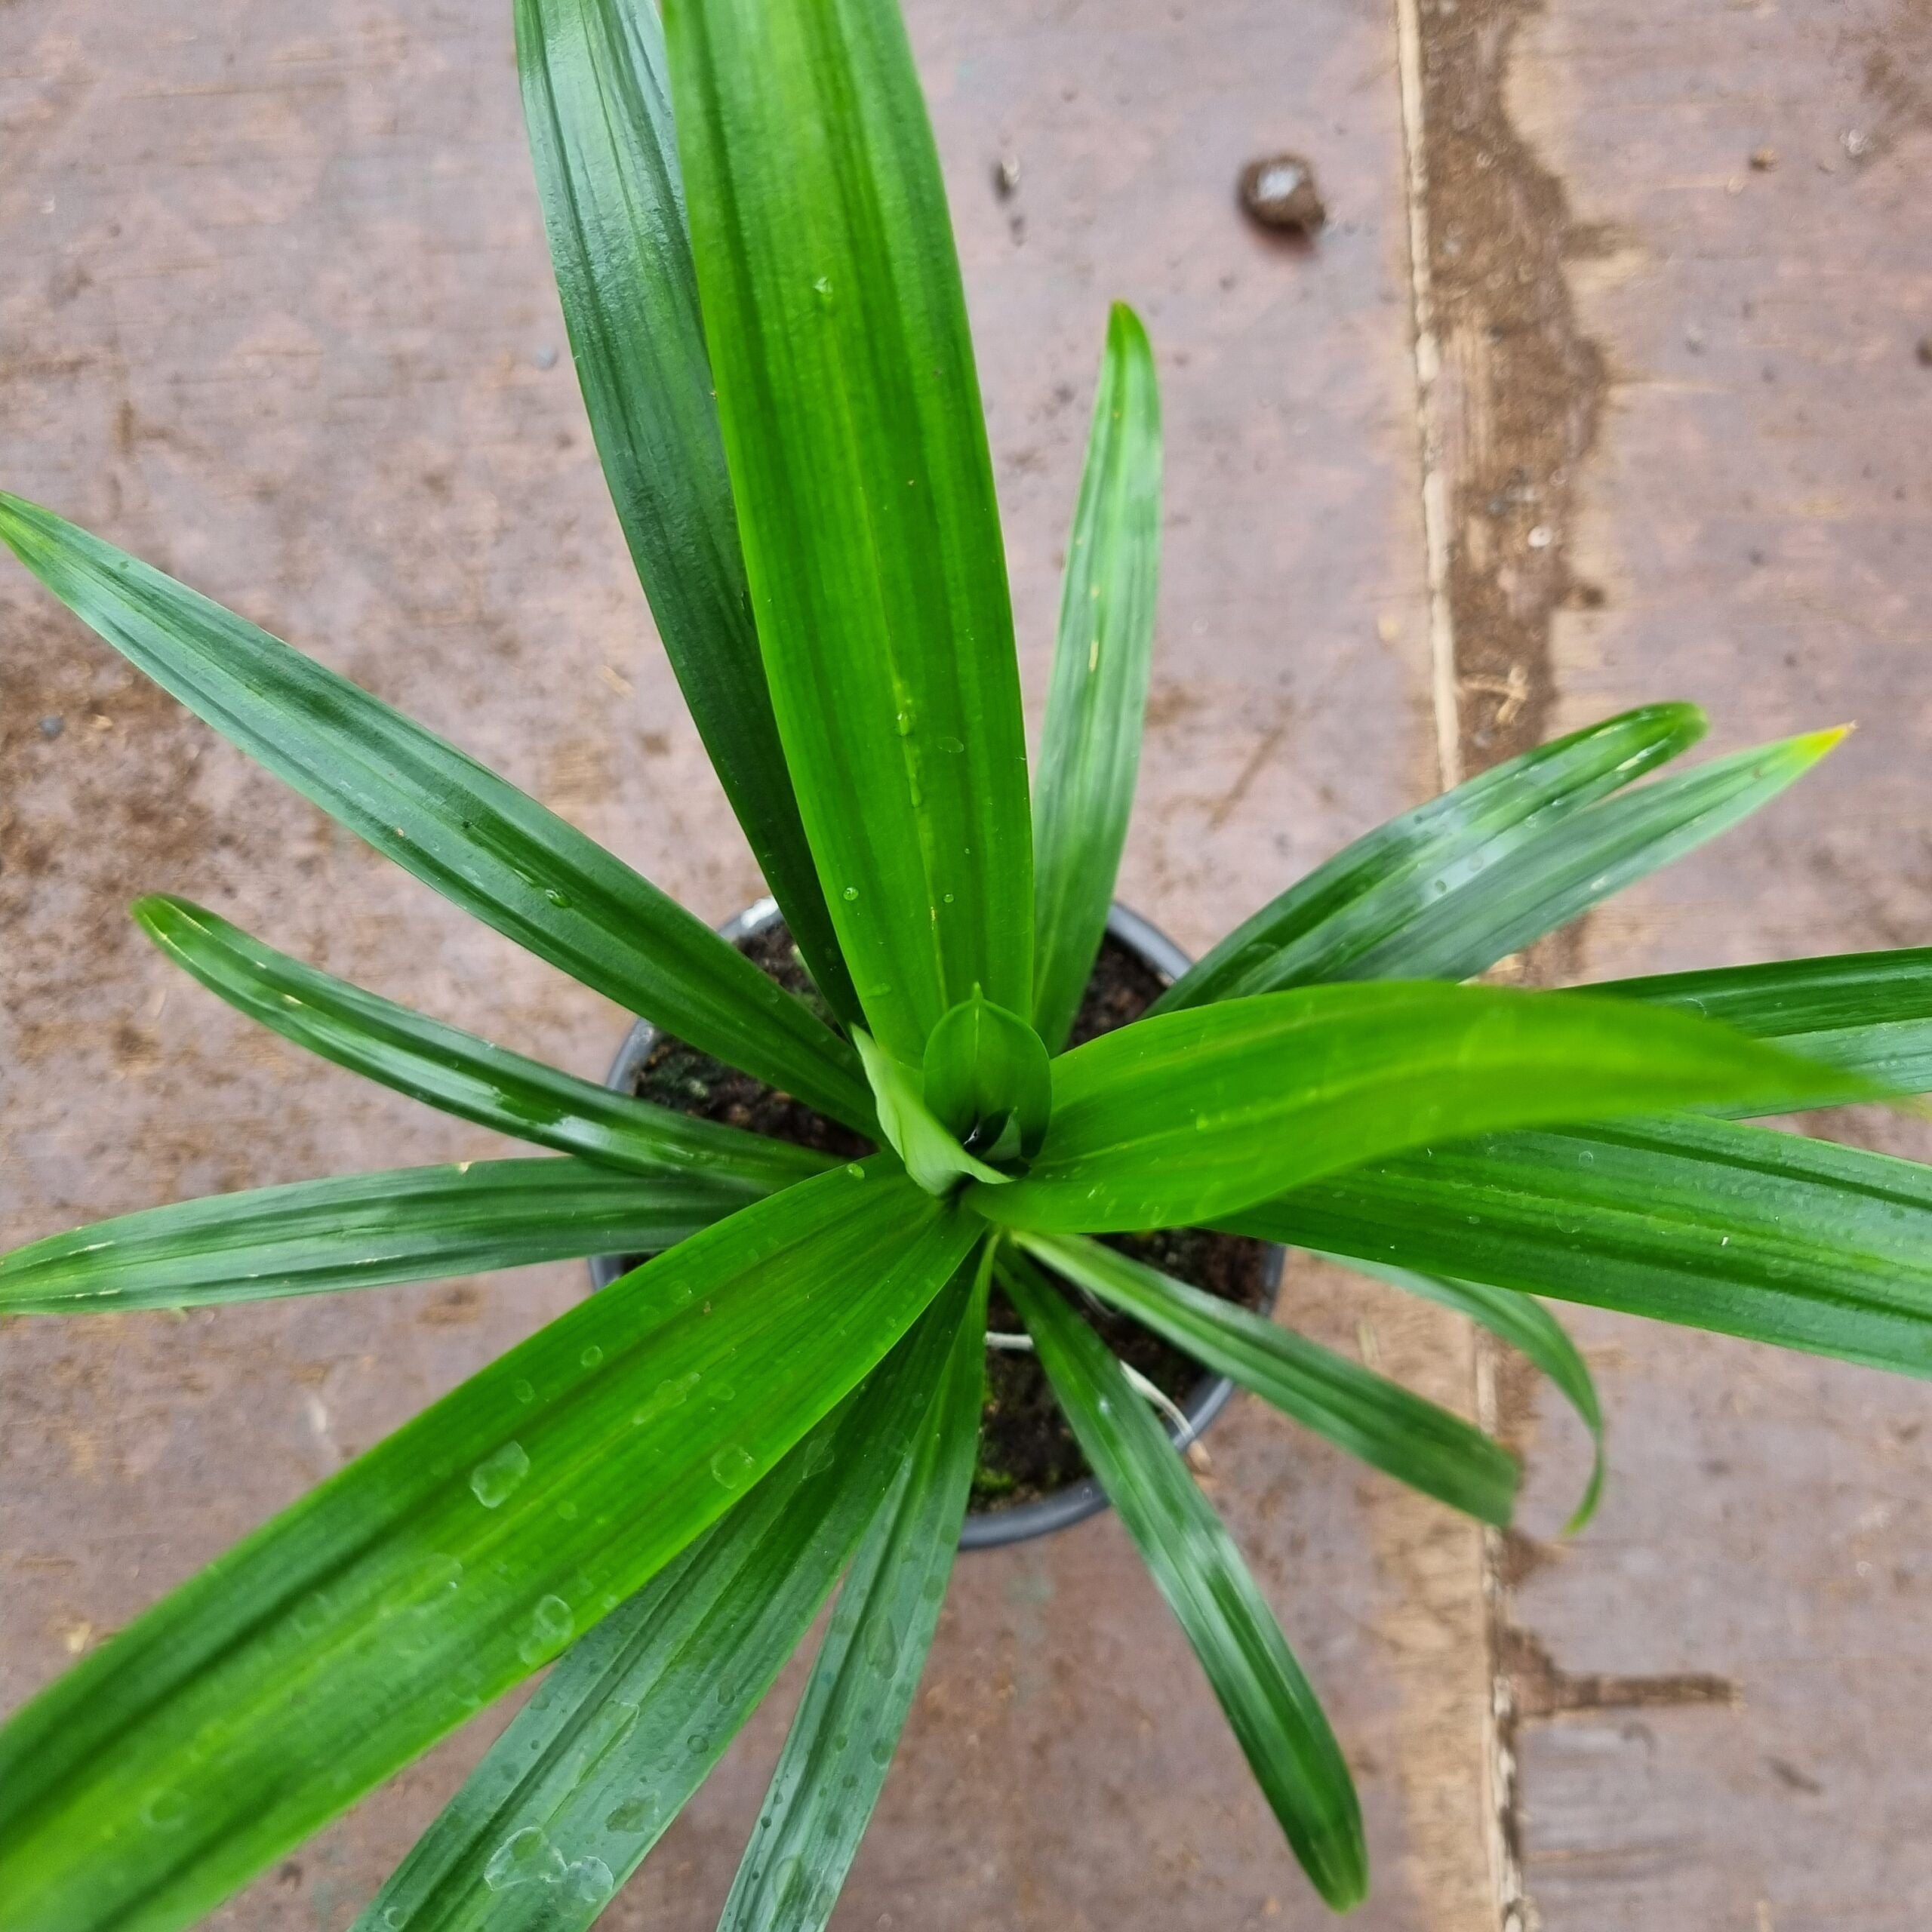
666 0 1034 1061
0 1163 976 1932
137 897 829 1189
1153 702 1706 1013
0 494 873 1133
1015 1231 1517 1526
1229 1118 1932 1379
1031 303 1162 1051
1329 728 1847 990
349 1266 974 1932
515 0 860 1027
0 1159 747 1315
1318 1255 1604 1533
1156 721 1844 1012
1001 1253 1367 1910
1596 946 1932 1108
717 1244 986 1932
972 983 1859 1235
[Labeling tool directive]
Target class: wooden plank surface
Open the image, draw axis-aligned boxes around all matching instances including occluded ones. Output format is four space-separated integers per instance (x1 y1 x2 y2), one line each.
1418 0 1932 1924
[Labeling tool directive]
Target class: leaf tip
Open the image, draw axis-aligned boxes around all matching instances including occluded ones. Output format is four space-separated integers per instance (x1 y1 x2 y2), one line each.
1798 722 1854 760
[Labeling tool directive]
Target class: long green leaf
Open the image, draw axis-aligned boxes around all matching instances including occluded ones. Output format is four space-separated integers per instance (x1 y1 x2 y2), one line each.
515 0 860 1027
349 1269 974 1932
1031 303 1162 1051
1001 1254 1366 1910
1016 1232 1517 1526
1231 1118 1932 1378
1154 702 1706 1012
973 983 1859 1235
718 1244 986 1932
136 897 828 1190
1156 720 1844 1014
0 1164 975 1932
1319 1256 1604 1534
0 1160 746 1315
666 0 1034 1062
1598 947 1932 1108
0 494 873 1133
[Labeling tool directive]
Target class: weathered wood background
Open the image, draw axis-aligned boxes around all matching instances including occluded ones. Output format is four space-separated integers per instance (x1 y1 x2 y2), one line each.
1 0 1927 1926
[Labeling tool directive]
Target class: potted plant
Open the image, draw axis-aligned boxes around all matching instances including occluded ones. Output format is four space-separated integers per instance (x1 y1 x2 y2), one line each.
2 0 1927 1925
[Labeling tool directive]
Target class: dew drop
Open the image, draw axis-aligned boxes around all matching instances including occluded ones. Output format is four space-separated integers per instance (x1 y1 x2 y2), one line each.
937 734 964 753
544 887 573 909
512 1378 535 1404
605 1795 657 1834
869 1734 894 1767
469 1441 531 1509
632 1368 703 1428
483 1826 567 1892
565 1856 614 1905
844 1162 865 1179
519 1593 574 1664
812 275 833 299
580 1343 605 1369
686 1730 712 1753
291 1589 331 1637
843 885 860 902
773 1854 807 1907
383 1909 409 1930
710 1443 757 1490
863 1617 900 1672
142 1789 189 1832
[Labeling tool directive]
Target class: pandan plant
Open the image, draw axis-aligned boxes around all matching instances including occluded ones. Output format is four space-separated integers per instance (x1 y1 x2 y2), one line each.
3 0 1930 1924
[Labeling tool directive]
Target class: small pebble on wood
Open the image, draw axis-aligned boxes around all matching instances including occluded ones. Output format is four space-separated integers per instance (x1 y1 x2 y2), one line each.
1238 152 1326 235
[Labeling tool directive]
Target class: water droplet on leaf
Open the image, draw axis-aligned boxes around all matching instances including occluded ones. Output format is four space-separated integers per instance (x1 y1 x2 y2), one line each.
469 1441 531 1509
605 1796 657 1834
483 1826 566 1892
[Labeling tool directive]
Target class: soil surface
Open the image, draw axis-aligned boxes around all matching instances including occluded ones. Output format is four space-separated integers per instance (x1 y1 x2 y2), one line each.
622 917 1274 1517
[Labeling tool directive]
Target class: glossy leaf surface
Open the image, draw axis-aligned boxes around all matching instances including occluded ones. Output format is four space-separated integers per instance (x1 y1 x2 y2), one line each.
974 983 1857 1234
1032 303 1162 1050
1598 946 1932 1109
1324 1257 1604 1532
1155 702 1706 1011
516 0 859 1025
1329 728 1847 989
1017 1232 1518 1525
138 897 830 1189
666 0 1033 1060
0 1160 744 1315
0 494 872 1132
349 1272 974 1932
0 1164 975 1932
718 1247 986 1932
1003 1254 1367 1909
1234 1118 1932 1377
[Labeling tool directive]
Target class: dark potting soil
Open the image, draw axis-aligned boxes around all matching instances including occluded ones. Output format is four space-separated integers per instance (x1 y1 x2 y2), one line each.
621 917 1273 1518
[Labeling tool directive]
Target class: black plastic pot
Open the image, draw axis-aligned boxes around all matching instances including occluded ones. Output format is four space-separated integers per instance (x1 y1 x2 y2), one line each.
589 900 1283 1550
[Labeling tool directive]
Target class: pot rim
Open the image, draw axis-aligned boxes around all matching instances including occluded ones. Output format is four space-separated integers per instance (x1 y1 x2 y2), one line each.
587 898 1284 1551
